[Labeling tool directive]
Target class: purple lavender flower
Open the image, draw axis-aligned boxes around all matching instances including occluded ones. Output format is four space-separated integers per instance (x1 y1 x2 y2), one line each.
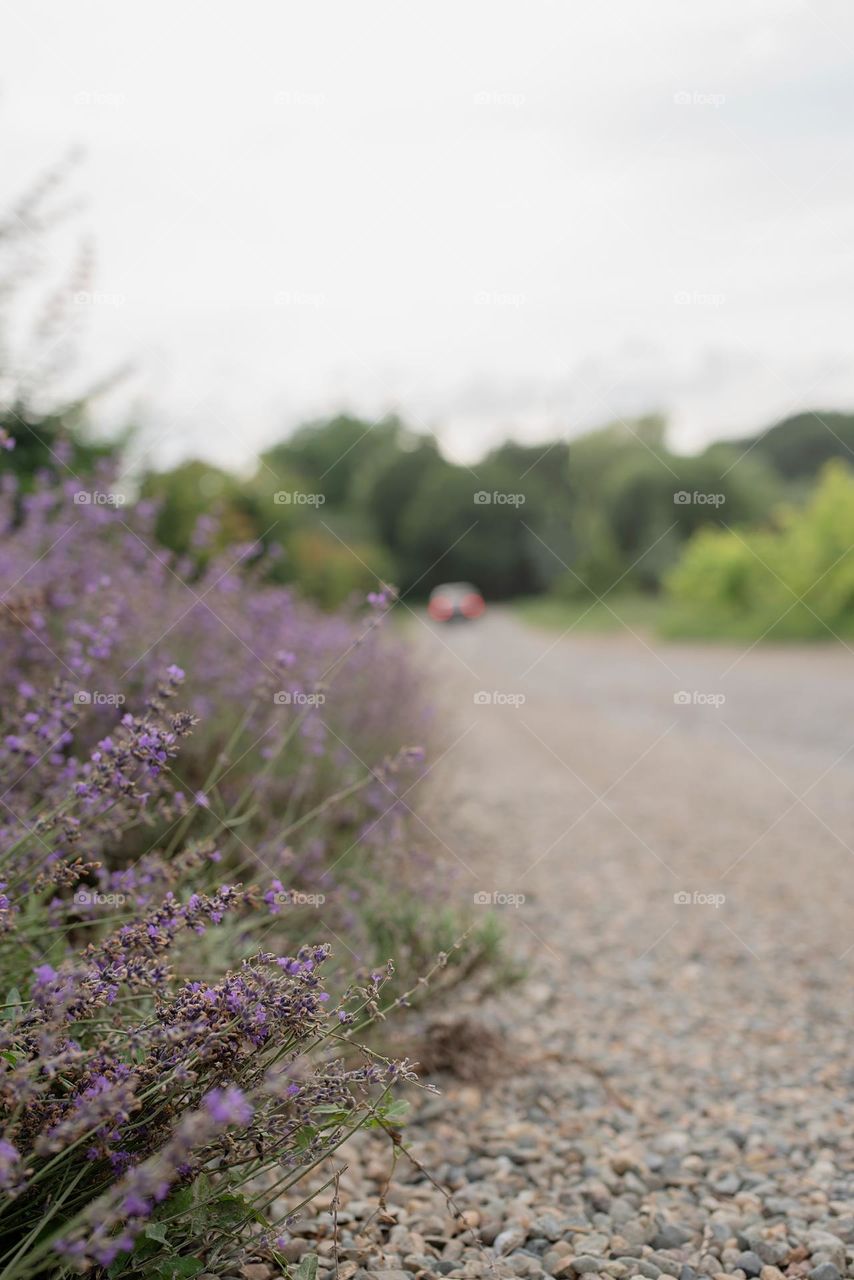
204 1086 254 1127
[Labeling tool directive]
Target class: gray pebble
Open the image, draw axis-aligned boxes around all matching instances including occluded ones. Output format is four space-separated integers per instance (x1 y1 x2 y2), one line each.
495 1228 528 1257
807 1266 841 1280
653 1226 694 1251
570 1257 610 1275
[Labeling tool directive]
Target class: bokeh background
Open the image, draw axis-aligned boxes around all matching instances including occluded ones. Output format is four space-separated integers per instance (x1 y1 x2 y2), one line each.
4 0 854 630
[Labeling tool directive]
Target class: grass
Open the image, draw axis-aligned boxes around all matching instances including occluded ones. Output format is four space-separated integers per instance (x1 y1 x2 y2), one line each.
513 592 854 643
513 592 673 635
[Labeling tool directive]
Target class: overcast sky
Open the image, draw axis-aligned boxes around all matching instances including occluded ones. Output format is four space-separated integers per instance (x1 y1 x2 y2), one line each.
4 0 854 471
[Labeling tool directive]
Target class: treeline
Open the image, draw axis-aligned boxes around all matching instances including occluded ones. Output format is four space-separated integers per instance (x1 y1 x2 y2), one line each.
135 409 854 606
6 405 854 608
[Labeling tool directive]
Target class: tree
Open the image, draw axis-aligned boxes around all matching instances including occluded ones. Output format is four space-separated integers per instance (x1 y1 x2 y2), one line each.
725 411 854 484
0 153 125 488
139 460 256 556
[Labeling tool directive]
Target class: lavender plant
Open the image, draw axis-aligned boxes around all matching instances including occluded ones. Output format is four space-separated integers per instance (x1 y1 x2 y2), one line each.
0 653 421 1277
0 447 467 1275
0 453 453 969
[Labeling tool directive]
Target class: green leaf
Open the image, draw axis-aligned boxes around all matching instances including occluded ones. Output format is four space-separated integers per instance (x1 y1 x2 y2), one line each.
293 1124 318 1150
144 1222 171 1246
162 1187 194 1218
294 1254 319 1280
381 1099 410 1124
150 1258 206 1279
2 988 21 1020
206 1192 265 1229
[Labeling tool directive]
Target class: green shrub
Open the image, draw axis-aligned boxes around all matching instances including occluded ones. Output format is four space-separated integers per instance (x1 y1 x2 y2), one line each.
664 461 854 639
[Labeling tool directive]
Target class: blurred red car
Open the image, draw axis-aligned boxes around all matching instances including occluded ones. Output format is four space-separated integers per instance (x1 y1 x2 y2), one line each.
428 582 485 622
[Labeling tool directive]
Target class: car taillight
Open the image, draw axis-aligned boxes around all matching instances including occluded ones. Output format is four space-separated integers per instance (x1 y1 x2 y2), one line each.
461 593 485 618
428 596 453 620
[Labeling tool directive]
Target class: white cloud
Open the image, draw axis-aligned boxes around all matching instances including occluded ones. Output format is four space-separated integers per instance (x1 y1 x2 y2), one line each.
3 0 854 467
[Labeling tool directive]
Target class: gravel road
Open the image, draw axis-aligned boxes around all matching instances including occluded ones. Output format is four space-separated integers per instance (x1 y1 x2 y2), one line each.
287 612 854 1280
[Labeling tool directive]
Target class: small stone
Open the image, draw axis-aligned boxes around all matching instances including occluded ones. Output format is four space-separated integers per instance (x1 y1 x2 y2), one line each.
621 1224 653 1248
734 1253 763 1277
760 1271 785 1280
580 1234 611 1256
618 1262 660 1279
495 1228 527 1257
807 1235 847 1271
654 1226 693 1251
807 1267 841 1280
570 1257 610 1275
710 1174 741 1196
551 1260 576 1279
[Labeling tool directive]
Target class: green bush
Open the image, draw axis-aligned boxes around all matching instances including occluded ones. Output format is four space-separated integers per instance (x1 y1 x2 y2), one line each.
664 461 854 639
